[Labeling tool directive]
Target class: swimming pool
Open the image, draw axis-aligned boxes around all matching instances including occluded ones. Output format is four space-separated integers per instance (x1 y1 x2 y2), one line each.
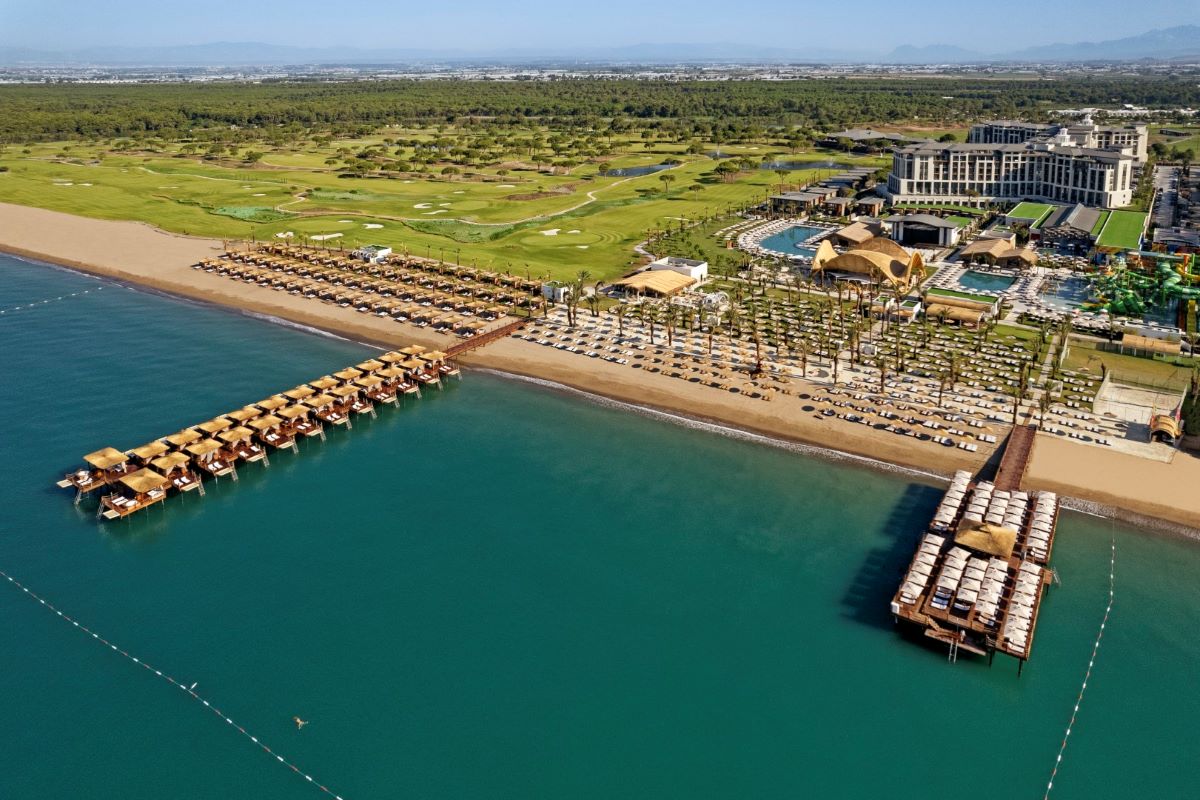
759 225 831 258
956 270 1016 293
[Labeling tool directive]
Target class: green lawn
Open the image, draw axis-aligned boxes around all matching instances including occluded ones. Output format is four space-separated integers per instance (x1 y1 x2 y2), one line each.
1089 210 1111 237
1064 340 1193 387
1 138 880 281
927 287 997 304
1007 202 1053 224
1095 210 1147 251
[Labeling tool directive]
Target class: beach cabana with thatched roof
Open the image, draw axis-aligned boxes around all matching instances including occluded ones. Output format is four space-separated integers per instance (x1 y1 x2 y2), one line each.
954 521 1018 560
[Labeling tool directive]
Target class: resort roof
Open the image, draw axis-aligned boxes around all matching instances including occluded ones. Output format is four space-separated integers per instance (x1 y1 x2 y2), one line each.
309 376 340 391
84 447 128 470
129 441 169 461
356 359 386 372
955 522 1018 559
118 468 170 495
185 439 223 457
217 426 254 443
399 345 426 355
959 238 1037 264
257 395 289 411
840 221 888 244
1122 334 1182 355
330 385 360 398
925 303 987 324
277 405 311 420
354 375 384 389
884 213 959 229
227 406 263 422
249 414 285 431
164 428 202 447
614 269 696 296
304 393 337 408
333 367 364 381
285 385 316 400
196 417 233 435
1042 203 1101 234
421 351 449 362
150 452 191 471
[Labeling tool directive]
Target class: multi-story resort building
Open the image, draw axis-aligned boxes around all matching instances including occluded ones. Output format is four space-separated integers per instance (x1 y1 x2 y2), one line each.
968 118 1148 163
884 117 1146 209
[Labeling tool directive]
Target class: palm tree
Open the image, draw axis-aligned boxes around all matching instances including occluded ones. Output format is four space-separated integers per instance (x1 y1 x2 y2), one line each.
613 304 627 338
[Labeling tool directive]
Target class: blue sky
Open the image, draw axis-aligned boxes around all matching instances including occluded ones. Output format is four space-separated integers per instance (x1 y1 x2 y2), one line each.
0 0 1196 52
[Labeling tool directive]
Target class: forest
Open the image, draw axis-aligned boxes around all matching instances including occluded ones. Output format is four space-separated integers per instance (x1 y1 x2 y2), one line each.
3 76 1199 143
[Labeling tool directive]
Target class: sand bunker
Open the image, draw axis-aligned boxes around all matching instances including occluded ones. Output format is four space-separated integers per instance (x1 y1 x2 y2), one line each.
274 231 295 239
252 193 266 197
413 203 432 209
423 210 448 215
311 233 342 241
53 182 73 187
452 190 465 194
576 245 589 249
363 223 383 229
498 184 516 188
541 229 560 236
437 203 451 207
338 219 353 223
567 229 581 234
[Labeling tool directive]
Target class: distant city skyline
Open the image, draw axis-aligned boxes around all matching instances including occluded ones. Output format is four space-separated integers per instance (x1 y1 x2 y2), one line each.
0 0 1197 54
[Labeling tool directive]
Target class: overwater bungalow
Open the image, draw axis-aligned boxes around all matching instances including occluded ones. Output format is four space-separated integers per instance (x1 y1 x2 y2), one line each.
354 373 396 404
304 393 348 426
421 350 460 380
277 404 323 439
248 413 295 450
256 395 290 414
356 358 385 374
284 385 317 403
150 451 203 494
227 405 263 426
332 367 364 385
57 446 131 498
127 440 169 468
99 468 171 519
331 383 374 416
163 428 203 451
309 376 341 393
186 438 237 479
218 425 265 463
195 417 234 438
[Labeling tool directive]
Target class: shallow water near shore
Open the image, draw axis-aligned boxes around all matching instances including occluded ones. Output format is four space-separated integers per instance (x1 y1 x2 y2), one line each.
1 252 1198 798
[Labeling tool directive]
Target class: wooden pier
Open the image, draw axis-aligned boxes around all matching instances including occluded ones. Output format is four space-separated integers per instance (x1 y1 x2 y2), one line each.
56 346 460 521
890 424 1058 672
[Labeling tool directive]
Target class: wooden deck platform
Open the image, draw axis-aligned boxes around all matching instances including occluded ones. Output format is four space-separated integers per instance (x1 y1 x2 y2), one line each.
890 424 1057 671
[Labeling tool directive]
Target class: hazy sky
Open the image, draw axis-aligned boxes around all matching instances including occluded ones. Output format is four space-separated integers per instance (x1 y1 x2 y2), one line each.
0 0 1196 52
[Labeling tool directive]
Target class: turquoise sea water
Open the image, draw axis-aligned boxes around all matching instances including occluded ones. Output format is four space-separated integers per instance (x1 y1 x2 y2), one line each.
1 253 1198 798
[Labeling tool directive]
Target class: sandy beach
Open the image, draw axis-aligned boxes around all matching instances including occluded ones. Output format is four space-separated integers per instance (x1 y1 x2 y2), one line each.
3 201 1199 532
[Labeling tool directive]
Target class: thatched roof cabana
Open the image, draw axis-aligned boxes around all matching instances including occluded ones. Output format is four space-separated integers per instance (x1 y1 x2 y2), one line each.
84 447 128 470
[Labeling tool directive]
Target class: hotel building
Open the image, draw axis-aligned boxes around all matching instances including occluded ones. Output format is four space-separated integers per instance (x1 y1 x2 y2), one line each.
884 117 1145 209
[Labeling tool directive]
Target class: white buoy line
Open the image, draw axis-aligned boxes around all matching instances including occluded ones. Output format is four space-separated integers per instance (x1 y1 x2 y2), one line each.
1043 527 1116 798
0 286 104 315
0 568 347 799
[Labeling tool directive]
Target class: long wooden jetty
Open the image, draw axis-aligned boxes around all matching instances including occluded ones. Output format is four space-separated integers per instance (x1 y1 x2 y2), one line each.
56 345 459 521
890 424 1058 673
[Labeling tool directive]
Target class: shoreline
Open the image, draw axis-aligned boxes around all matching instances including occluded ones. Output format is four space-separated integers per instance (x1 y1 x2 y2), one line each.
3 201 1200 536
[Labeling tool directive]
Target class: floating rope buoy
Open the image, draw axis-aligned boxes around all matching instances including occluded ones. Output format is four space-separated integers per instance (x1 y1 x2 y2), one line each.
0 286 103 315
0 568 345 799
1043 528 1115 798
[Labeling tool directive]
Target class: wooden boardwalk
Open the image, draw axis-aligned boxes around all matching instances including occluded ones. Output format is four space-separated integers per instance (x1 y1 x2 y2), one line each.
445 317 530 358
994 424 1037 492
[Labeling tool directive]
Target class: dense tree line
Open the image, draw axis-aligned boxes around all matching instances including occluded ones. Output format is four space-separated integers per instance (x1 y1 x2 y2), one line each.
2 77 1199 143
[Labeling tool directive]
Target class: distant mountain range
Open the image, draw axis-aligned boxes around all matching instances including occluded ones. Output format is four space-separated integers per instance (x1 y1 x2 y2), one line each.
883 25 1200 63
1 25 1198 67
